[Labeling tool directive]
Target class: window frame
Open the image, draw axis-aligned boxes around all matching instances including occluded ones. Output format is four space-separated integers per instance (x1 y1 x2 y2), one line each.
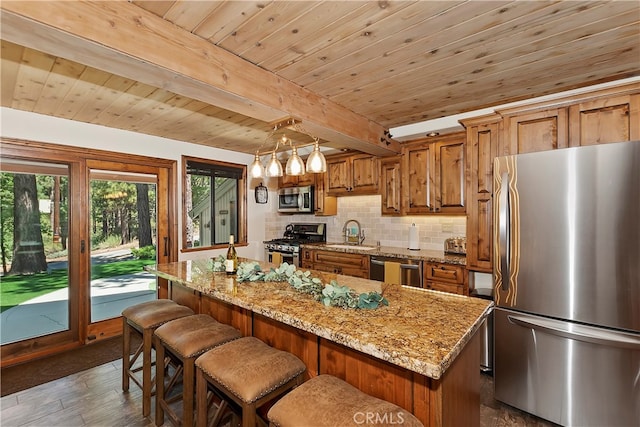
181 155 247 252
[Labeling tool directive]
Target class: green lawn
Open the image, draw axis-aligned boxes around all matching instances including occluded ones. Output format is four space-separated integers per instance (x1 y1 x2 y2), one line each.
0 259 156 313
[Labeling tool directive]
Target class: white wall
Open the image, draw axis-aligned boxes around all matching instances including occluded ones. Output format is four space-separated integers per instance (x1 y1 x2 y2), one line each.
0 107 274 262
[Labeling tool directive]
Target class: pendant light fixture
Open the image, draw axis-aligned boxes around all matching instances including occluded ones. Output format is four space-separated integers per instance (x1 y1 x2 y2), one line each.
250 118 327 179
285 145 305 176
306 139 327 173
249 152 264 178
265 152 284 177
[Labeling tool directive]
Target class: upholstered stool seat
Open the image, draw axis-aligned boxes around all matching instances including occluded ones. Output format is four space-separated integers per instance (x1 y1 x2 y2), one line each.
122 299 194 417
267 374 424 427
154 314 241 427
195 336 307 427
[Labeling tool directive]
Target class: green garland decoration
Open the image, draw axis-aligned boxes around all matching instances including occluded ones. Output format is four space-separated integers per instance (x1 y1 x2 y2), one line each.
210 255 388 310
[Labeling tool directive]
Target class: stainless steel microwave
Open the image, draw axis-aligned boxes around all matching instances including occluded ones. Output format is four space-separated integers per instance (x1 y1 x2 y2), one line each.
277 186 314 213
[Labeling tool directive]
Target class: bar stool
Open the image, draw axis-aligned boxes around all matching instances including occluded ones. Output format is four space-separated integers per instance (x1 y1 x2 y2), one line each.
267 374 424 427
154 314 241 427
122 299 195 417
195 336 307 427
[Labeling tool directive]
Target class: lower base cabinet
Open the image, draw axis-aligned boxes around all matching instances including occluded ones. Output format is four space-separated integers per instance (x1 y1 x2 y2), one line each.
424 262 469 295
301 249 369 279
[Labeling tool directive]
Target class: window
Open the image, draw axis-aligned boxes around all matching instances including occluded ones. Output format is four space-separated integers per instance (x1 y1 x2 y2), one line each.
183 156 247 250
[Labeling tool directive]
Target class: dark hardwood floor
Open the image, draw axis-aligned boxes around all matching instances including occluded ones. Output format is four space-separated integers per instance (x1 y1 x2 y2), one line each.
1 359 556 426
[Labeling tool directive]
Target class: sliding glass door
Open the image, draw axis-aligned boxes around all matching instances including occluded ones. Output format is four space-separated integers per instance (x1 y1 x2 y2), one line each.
1 140 176 365
88 170 158 323
0 160 73 345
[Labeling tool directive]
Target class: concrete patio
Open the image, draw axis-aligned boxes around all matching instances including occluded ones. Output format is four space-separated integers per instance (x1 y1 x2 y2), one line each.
0 249 157 345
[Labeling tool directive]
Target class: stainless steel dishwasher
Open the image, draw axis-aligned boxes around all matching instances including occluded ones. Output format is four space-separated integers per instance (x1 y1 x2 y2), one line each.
369 256 423 287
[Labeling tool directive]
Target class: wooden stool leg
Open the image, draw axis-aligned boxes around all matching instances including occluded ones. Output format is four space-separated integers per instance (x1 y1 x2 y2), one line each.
242 402 256 427
142 328 153 418
154 335 166 426
183 357 195 427
196 368 208 427
122 318 131 392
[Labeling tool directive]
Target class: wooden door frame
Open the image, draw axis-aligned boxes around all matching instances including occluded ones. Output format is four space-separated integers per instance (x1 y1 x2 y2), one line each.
0 138 177 367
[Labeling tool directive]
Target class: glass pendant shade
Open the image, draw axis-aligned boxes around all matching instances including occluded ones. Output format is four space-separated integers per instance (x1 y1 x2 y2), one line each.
285 146 305 176
266 152 283 177
249 153 264 178
306 141 327 173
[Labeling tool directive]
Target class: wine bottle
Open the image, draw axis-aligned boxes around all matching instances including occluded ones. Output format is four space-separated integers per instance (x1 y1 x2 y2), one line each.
225 235 237 275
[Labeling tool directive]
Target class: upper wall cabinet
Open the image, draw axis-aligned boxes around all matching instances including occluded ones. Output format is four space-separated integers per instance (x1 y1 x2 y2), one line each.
326 153 378 196
314 173 337 216
568 93 640 146
278 171 315 188
499 108 569 155
498 83 640 156
379 156 402 216
462 83 639 273
401 132 466 215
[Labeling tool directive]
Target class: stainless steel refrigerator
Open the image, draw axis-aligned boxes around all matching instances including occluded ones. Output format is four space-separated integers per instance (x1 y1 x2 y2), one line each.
493 140 640 426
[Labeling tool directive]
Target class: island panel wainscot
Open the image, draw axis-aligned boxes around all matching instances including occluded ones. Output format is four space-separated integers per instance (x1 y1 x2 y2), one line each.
146 258 492 427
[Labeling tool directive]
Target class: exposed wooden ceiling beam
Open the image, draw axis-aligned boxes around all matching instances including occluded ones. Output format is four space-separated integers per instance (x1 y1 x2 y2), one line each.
0 1 399 155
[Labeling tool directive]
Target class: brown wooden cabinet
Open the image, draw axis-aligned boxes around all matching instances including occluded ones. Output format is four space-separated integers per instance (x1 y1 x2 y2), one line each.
462 83 639 273
424 262 468 296
278 171 315 188
302 248 369 278
499 83 640 155
500 107 569 155
402 141 433 213
379 156 402 216
326 153 378 196
402 132 466 215
314 173 337 216
568 93 640 146
461 115 500 273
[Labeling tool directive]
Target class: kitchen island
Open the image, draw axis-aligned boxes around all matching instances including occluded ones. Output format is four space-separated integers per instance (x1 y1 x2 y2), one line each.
146 258 492 426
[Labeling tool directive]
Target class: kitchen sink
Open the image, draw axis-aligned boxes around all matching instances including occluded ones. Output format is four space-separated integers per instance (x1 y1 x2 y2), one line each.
325 244 377 250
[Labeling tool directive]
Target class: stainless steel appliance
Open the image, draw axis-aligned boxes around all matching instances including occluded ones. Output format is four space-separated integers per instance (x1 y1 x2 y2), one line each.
264 223 326 266
277 186 314 213
470 287 493 373
370 256 422 287
493 140 640 426
444 237 466 255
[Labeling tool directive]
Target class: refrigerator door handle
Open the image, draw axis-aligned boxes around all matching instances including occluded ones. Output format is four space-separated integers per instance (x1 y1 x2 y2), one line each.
498 172 510 291
508 314 640 350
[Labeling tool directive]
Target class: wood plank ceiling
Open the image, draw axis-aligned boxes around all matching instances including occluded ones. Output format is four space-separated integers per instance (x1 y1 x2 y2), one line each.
1 1 639 156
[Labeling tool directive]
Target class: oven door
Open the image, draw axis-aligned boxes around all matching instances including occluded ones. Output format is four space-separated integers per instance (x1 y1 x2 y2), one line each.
265 248 299 267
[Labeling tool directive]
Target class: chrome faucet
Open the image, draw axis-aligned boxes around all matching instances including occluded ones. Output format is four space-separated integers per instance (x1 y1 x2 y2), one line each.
342 219 365 245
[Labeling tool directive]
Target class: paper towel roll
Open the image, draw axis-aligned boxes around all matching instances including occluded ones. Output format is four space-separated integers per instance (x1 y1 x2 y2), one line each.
408 223 419 250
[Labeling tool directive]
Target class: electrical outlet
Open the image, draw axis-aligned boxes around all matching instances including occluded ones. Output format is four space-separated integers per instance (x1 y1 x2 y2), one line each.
442 223 453 233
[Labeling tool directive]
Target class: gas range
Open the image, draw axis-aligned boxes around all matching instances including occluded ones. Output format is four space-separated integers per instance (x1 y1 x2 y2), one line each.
264 223 326 265
264 238 313 254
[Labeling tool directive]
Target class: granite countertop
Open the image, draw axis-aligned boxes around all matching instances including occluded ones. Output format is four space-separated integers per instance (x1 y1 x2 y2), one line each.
301 242 467 266
146 258 491 380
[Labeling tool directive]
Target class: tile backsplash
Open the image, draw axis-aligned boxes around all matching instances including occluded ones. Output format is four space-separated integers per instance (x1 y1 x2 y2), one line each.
265 194 466 251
